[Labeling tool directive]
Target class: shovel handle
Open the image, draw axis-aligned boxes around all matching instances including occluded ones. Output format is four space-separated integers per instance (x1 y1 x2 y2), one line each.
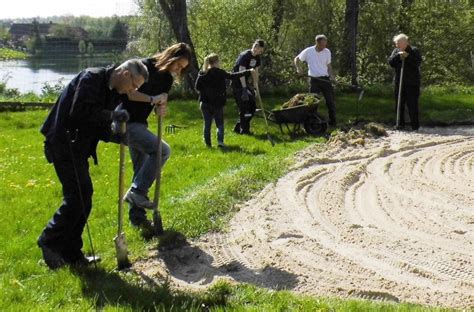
396 58 405 127
118 122 126 235
153 111 164 234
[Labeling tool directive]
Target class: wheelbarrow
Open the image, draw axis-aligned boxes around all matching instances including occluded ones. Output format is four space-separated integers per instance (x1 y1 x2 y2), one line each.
259 103 328 135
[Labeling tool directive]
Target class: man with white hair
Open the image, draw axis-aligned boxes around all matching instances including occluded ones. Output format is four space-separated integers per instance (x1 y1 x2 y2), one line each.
295 34 337 126
388 33 422 130
37 59 148 269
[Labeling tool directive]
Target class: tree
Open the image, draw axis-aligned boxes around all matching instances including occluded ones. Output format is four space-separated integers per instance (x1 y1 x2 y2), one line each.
157 0 199 89
271 0 285 44
78 40 87 54
87 42 94 56
341 0 359 86
27 19 43 55
0 25 11 42
399 0 414 33
110 19 128 40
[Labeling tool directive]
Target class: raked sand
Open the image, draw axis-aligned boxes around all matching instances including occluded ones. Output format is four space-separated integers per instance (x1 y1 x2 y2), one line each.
136 127 474 309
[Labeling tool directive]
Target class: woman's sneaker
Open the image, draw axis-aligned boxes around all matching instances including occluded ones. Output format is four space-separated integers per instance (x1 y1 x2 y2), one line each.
124 189 153 209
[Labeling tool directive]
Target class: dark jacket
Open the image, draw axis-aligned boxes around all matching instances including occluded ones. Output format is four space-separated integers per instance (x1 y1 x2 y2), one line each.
195 67 250 107
388 45 422 86
40 65 124 163
231 49 261 89
122 57 174 124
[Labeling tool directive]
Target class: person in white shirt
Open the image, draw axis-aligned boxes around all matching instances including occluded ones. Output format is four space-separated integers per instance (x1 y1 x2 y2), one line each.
294 34 337 126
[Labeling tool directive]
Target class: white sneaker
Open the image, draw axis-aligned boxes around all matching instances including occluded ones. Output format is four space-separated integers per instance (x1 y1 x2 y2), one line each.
217 142 226 148
124 189 154 209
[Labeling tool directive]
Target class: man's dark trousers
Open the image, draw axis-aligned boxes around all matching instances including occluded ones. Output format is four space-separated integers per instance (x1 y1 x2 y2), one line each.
38 140 93 260
233 88 256 134
394 84 420 130
310 76 336 125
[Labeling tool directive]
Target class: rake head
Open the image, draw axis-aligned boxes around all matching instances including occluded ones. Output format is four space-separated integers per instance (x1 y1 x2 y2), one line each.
165 124 187 134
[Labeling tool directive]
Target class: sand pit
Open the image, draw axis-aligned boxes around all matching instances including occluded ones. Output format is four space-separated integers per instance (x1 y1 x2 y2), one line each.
136 127 474 309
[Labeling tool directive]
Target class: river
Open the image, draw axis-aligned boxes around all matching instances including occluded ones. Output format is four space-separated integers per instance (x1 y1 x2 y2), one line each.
0 55 117 94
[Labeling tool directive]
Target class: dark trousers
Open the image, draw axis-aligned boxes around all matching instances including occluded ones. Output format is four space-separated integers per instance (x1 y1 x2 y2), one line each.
233 88 256 134
201 103 224 145
38 141 93 258
310 77 336 125
395 84 420 130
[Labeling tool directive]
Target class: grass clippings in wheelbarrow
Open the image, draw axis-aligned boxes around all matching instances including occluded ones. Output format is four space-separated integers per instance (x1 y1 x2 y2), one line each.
279 93 321 110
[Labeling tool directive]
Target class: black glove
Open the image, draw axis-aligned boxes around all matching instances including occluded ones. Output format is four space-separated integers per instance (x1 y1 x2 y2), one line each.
110 120 128 144
112 109 129 123
241 88 250 102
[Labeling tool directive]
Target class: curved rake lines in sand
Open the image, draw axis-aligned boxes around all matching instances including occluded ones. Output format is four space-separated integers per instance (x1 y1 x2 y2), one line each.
138 130 474 308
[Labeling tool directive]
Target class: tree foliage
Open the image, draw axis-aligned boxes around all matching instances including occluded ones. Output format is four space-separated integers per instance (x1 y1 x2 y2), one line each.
130 0 474 87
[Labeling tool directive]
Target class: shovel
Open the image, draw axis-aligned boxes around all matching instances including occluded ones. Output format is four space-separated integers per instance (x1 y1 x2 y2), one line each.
114 121 132 270
252 72 276 147
153 106 164 235
396 58 405 128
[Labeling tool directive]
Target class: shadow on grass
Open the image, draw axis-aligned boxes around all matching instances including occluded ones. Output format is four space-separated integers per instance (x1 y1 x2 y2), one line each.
216 144 266 155
253 130 327 144
71 265 200 311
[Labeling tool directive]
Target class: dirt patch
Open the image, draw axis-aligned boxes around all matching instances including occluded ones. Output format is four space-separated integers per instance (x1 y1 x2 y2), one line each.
135 127 474 309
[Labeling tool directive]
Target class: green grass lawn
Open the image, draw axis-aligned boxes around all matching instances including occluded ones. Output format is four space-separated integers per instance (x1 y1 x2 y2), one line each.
1 90 471 311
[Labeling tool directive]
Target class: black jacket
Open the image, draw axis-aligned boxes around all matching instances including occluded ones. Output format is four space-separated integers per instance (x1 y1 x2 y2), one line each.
231 49 261 89
122 58 174 124
388 45 422 86
40 65 124 163
195 67 250 107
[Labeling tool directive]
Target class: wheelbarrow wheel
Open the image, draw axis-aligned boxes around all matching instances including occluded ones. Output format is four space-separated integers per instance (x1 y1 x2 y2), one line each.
304 115 327 135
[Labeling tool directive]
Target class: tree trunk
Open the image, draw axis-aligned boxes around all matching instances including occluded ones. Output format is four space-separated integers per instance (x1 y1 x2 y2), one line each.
341 0 359 86
399 0 414 33
157 0 199 91
271 0 285 44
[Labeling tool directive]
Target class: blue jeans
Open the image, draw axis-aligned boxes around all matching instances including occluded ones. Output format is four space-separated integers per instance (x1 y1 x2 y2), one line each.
127 122 171 194
127 122 171 224
201 102 224 145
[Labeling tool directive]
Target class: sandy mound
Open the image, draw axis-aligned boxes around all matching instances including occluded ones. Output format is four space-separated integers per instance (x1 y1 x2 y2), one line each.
136 127 474 309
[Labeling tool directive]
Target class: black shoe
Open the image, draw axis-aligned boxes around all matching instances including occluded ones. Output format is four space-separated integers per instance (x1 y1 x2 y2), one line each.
241 131 253 135
63 250 101 267
394 125 406 131
233 123 241 134
38 240 66 270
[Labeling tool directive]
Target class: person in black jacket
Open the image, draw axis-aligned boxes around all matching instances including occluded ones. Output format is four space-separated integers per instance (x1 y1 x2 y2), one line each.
195 53 254 147
37 59 149 269
232 39 265 135
121 43 192 230
388 33 422 131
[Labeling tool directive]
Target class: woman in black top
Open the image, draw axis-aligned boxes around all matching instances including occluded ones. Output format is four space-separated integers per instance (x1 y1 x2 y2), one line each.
122 43 192 227
195 53 253 147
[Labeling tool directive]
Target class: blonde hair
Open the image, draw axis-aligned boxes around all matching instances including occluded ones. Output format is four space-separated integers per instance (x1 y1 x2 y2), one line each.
393 33 409 43
153 42 192 78
202 53 219 73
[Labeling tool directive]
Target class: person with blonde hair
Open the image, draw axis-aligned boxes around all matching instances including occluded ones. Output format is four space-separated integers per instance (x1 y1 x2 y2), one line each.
195 53 253 147
121 43 192 230
388 33 422 130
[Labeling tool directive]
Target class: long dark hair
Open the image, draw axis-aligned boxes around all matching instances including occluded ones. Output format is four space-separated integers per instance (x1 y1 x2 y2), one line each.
153 42 192 78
